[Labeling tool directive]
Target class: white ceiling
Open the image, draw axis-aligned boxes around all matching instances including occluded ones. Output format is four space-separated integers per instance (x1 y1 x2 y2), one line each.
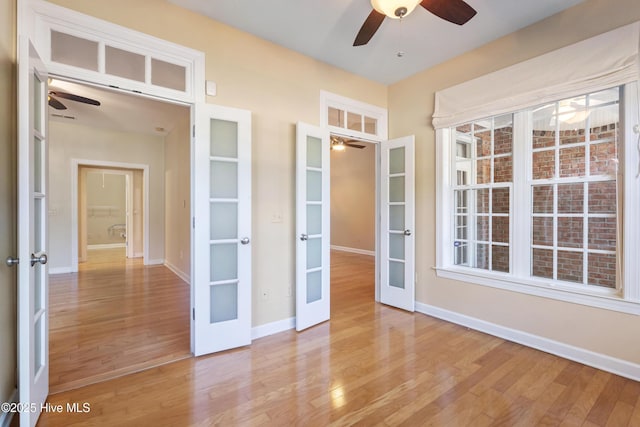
169 0 585 85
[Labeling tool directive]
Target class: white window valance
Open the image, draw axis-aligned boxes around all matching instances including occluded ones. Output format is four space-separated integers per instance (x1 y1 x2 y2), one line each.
432 21 640 129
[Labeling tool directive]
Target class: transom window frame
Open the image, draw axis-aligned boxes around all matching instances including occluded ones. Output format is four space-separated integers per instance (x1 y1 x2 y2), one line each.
320 91 388 142
436 82 640 316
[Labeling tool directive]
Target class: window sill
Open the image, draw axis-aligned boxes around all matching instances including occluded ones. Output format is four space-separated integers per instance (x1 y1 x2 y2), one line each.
434 266 640 316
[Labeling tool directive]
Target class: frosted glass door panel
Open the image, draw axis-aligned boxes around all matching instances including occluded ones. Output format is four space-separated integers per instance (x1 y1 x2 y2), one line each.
210 119 238 158
210 161 238 198
307 170 322 202
210 202 237 240
210 283 238 323
307 136 322 168
389 176 405 203
389 147 405 174
307 270 322 303
307 204 322 235
210 244 238 283
307 237 322 269
389 261 405 289
389 234 405 260
389 205 405 231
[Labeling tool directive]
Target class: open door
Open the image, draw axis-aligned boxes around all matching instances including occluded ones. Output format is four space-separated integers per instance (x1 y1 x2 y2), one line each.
380 136 415 312
17 37 49 427
295 122 330 331
192 104 252 356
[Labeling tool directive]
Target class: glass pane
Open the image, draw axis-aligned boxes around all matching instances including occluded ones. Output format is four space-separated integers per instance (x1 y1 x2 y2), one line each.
558 183 583 214
455 216 468 240
455 190 468 213
211 202 237 240
210 243 237 282
105 46 145 82
476 189 489 214
307 270 322 303
307 136 322 168
559 146 585 177
34 263 42 314
557 217 583 248
34 198 42 252
532 217 553 246
492 216 509 243
210 119 238 158
532 248 553 279
559 128 586 146
493 155 512 183
474 123 491 157
532 150 555 180
210 283 238 323
494 116 513 155
389 261 405 289
33 74 42 134
307 170 322 202
328 107 343 127
34 138 42 194
389 147 405 174
533 104 556 149
389 176 405 203
307 237 321 269
492 188 509 214
476 216 489 241
151 58 186 91
590 141 617 176
588 181 616 213
492 245 509 273
587 253 616 288
454 243 468 266
532 185 554 214
389 205 405 230
364 116 377 135
475 243 489 270
476 159 491 184
347 112 362 132
307 204 322 235
210 161 237 199
588 217 616 251
389 233 404 260
34 315 43 374
557 250 583 284
51 30 99 71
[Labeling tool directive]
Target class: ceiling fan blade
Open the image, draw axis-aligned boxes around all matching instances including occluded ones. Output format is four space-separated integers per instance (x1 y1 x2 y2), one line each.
353 9 386 46
345 143 366 149
50 91 101 106
48 95 67 110
420 0 477 25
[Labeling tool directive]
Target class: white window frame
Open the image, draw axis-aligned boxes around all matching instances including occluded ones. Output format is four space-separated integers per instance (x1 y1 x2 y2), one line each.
436 82 640 315
320 90 388 143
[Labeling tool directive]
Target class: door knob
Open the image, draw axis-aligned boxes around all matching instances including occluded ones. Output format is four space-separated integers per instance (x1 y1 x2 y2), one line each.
404 229 412 236
240 237 250 245
5 256 19 267
30 253 48 267
300 234 308 241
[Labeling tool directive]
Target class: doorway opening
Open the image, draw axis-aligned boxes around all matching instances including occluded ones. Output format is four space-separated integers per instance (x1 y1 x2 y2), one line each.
47 79 192 393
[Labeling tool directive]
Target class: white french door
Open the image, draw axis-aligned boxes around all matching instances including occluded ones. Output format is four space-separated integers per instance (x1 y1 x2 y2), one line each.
380 136 415 312
17 37 49 427
295 122 331 331
192 104 252 356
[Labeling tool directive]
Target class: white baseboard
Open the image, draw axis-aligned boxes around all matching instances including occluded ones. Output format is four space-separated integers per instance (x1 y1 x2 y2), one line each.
252 317 296 340
145 258 164 266
416 302 640 382
330 245 375 256
49 266 74 275
164 260 190 284
0 388 17 427
88 243 126 249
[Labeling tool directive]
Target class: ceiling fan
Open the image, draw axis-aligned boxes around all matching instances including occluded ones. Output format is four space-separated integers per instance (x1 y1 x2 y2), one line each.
354 0 477 46
48 90 101 110
331 136 367 151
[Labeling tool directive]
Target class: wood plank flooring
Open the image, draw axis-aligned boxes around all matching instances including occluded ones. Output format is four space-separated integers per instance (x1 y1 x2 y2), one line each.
38 251 640 426
48 248 191 394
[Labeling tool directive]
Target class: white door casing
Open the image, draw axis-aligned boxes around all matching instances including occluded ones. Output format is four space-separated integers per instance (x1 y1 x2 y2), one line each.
17 37 49 427
295 122 331 331
192 103 252 356
380 136 415 312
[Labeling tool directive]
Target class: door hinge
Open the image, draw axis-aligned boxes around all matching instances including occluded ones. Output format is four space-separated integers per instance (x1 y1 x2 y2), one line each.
192 308 195 320
192 217 195 228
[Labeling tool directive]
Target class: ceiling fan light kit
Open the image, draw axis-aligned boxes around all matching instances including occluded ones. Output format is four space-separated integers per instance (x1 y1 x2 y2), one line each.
371 0 421 19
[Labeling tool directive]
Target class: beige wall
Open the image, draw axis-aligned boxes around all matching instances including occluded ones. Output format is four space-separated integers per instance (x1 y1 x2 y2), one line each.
85 171 127 246
44 0 388 326
330 144 376 252
0 0 16 410
49 121 166 269
164 112 191 280
388 0 640 364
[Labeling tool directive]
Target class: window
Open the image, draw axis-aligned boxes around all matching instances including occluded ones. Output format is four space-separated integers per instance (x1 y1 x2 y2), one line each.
437 84 640 314
321 91 387 142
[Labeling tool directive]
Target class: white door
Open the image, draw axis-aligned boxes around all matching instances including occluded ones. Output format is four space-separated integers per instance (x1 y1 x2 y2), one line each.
192 104 252 356
295 122 330 331
17 37 49 427
380 136 415 312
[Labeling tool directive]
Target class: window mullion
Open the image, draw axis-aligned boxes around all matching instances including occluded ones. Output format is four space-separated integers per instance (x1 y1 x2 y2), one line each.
512 111 531 278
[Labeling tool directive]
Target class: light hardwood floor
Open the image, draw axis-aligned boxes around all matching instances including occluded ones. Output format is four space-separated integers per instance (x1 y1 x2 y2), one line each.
38 251 640 426
48 248 191 394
